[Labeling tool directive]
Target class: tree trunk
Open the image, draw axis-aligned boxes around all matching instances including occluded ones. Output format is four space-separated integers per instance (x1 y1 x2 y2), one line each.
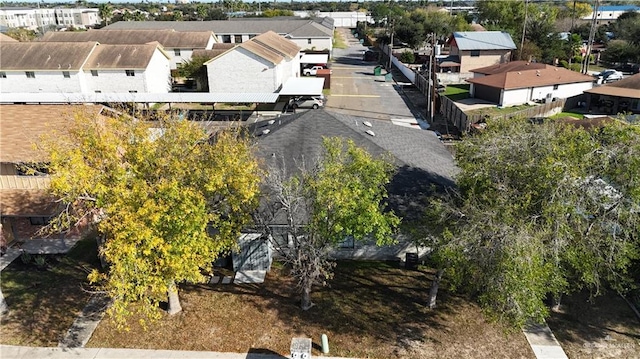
96 233 108 269
428 269 444 309
552 293 562 312
167 281 182 315
301 284 314 310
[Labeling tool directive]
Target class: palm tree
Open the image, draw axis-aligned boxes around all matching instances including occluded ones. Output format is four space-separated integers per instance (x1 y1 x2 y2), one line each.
98 3 113 25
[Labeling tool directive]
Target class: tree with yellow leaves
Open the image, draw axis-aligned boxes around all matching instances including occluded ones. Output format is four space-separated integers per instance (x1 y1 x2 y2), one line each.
44 110 260 328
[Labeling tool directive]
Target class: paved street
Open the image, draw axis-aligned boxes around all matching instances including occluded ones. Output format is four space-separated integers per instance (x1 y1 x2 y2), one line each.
327 29 421 123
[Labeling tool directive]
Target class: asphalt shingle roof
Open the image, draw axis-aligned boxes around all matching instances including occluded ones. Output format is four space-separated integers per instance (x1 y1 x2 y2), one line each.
0 42 98 70
584 73 640 99
451 31 516 51
40 29 214 49
467 65 594 90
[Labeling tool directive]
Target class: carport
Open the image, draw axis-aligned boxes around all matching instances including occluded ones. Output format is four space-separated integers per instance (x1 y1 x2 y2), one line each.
279 78 325 97
300 54 329 67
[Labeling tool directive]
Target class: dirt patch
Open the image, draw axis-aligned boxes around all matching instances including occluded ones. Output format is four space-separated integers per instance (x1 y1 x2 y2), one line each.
88 261 533 359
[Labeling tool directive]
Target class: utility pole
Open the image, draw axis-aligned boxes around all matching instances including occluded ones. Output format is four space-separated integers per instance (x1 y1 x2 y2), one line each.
388 19 394 70
430 33 437 123
582 0 600 74
520 0 530 60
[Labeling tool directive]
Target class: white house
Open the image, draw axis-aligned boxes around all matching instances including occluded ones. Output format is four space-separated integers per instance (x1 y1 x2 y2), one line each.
467 62 595 106
40 29 217 70
205 31 301 94
294 11 372 28
0 41 171 94
0 6 100 31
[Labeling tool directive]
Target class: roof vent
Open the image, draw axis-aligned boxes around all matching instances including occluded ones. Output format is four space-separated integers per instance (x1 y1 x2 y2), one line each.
363 121 372 127
268 120 275 125
365 130 375 137
517 72 521 74
262 129 271 135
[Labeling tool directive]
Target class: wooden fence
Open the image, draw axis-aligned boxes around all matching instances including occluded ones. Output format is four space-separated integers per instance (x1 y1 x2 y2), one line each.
440 96 568 133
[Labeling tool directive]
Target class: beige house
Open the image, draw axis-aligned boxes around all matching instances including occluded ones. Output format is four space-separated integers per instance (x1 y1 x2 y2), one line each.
443 31 516 74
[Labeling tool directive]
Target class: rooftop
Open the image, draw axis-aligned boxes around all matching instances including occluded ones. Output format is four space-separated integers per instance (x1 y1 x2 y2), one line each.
0 42 98 71
450 31 517 51
584 73 640 99
467 65 594 90
40 29 215 49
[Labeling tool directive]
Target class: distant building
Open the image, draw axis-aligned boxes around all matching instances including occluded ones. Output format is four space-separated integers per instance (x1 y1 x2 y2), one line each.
582 5 640 24
444 31 516 74
0 6 100 31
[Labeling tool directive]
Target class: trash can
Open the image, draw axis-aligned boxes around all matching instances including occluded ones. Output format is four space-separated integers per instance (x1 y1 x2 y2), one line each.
385 73 393 82
374 66 382 76
405 253 418 270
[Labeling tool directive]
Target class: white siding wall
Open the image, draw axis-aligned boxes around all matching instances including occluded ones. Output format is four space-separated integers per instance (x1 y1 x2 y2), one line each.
206 48 278 93
0 71 83 93
288 38 332 53
501 88 530 106
86 69 148 93
171 48 194 70
206 35 216 48
144 50 171 93
502 81 594 106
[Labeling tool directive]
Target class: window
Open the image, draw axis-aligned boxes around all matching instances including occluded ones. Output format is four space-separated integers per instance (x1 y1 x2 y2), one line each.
307 38 312 45
30 217 50 225
95 90 101 93
0 72 6 78
234 35 242 43
125 70 135 76
25 71 35 78
222 35 231 43
62 71 70 78
91 70 98 76
129 90 138 93
553 84 559 90
248 34 256 39
470 50 480 57
174 49 181 56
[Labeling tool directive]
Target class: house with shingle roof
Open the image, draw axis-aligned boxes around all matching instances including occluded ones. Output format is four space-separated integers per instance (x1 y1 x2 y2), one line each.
102 17 334 54
0 41 171 94
0 105 106 242
40 29 217 69
466 61 595 106
584 73 640 115
444 31 516 74
249 109 457 260
204 31 301 94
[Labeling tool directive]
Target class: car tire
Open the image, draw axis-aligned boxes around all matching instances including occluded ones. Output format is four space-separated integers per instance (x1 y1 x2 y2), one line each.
304 73 310 76
292 104 298 109
312 104 319 109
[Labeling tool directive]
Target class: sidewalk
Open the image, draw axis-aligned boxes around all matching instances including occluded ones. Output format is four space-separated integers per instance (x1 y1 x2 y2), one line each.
0 345 360 359
523 322 569 359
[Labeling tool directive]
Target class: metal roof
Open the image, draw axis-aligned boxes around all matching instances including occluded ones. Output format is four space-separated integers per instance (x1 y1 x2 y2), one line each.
0 92 281 104
300 54 329 64
451 31 516 51
278 78 325 96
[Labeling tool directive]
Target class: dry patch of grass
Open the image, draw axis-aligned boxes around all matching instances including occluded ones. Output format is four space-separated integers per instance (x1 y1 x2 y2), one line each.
547 290 640 359
88 261 533 359
0 238 99 346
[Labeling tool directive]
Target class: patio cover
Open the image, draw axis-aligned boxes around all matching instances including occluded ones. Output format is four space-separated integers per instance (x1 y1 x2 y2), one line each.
300 53 329 65
278 77 325 96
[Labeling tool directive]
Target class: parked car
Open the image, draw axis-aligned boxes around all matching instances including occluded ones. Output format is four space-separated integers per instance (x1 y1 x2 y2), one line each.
289 96 324 109
303 65 330 76
595 69 624 82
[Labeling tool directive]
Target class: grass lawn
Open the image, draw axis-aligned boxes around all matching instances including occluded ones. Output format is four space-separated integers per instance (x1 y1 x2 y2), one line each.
333 30 348 49
444 84 470 101
551 112 585 119
0 237 100 346
467 104 533 118
547 290 640 359
87 261 533 359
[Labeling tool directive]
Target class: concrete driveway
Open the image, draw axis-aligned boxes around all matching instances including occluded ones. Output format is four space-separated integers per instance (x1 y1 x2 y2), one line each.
327 29 420 123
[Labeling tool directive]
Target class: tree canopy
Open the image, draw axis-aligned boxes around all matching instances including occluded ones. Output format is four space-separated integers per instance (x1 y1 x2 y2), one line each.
428 117 640 327
44 111 260 328
255 137 400 310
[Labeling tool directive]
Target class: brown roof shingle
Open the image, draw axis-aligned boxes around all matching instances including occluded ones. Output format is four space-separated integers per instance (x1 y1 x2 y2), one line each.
470 60 547 75
0 189 58 216
0 33 18 42
0 104 105 163
0 42 98 71
584 73 640 99
466 66 594 90
237 30 300 65
40 29 214 49
83 43 164 70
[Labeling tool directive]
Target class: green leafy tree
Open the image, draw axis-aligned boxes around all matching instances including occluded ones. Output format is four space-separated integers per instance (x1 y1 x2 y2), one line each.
177 55 210 90
43 111 260 328
601 39 640 65
427 117 640 327
255 138 400 310
5 28 37 42
98 3 113 26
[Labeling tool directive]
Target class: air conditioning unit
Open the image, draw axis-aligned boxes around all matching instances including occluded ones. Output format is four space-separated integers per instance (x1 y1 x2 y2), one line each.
291 338 312 359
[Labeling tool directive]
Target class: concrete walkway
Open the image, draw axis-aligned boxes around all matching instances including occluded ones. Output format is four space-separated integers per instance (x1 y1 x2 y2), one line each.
0 345 360 359
523 322 569 359
58 294 111 348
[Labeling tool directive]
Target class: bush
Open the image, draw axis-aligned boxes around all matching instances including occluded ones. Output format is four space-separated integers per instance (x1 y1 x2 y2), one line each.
399 50 415 64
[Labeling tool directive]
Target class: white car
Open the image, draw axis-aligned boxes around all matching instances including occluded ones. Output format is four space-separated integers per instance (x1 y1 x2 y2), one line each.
303 66 330 76
289 96 324 109
596 69 623 82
